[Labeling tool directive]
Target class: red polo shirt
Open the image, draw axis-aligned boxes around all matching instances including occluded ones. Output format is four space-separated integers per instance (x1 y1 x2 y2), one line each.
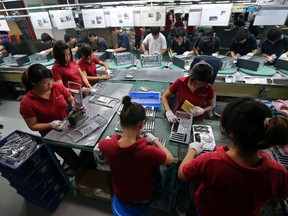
78 56 100 77
19 82 70 136
169 76 214 121
52 60 83 90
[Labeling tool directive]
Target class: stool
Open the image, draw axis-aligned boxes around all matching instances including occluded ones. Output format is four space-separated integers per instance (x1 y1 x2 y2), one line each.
111 195 149 216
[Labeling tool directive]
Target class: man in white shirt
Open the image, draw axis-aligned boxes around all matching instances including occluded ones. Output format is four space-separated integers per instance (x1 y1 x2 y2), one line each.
141 27 167 55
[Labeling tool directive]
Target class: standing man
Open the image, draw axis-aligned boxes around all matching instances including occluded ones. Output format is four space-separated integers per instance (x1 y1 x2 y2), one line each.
141 27 167 55
0 36 19 57
109 27 130 52
87 33 109 52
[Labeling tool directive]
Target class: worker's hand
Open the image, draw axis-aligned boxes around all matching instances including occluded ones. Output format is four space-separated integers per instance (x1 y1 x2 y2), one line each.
171 52 177 57
144 50 149 55
189 142 204 155
190 106 204 117
246 52 254 57
106 49 115 53
212 53 218 57
78 105 87 113
183 51 190 56
279 53 288 60
40 51 46 55
145 133 159 143
165 110 178 123
51 120 64 131
106 69 112 75
100 74 110 80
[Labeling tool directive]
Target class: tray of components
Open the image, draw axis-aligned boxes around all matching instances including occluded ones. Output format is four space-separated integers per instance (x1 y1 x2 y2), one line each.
125 69 137 79
140 54 161 68
68 114 108 143
169 111 193 144
129 92 161 108
89 94 120 108
117 105 156 119
113 52 134 66
192 125 216 151
115 118 155 133
90 83 106 96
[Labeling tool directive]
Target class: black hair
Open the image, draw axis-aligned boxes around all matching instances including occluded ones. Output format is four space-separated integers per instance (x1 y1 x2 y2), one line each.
53 40 73 65
151 27 160 36
120 96 146 128
189 61 213 83
220 97 288 152
267 28 282 42
64 33 73 43
108 27 121 32
234 28 250 42
88 32 97 37
238 14 244 20
202 28 214 38
175 29 186 38
198 36 215 55
79 43 92 59
22 64 52 93
41 33 53 43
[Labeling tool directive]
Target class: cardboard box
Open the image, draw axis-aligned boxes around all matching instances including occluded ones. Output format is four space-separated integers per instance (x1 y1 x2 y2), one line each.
76 169 112 201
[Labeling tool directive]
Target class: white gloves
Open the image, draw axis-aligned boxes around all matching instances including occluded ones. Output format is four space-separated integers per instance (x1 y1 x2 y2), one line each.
106 69 112 75
183 51 190 56
78 105 87 113
40 51 46 55
166 110 178 123
246 52 254 57
190 107 204 117
145 133 159 143
106 49 115 52
189 142 204 155
144 50 149 55
279 53 288 60
171 52 177 57
51 120 63 131
212 53 218 57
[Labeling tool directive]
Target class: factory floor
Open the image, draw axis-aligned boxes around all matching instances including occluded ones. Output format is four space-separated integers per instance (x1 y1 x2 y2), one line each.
0 99 179 216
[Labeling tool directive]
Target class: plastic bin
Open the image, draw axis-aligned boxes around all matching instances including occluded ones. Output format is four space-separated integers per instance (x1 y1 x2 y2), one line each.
129 92 161 108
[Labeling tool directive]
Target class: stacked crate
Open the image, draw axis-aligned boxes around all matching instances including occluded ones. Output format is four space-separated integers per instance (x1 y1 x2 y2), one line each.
0 130 70 212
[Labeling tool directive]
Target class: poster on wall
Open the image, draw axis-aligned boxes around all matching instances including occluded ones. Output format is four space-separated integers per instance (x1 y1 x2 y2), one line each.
140 6 166 27
254 9 288 25
49 10 76 30
0 19 10 31
200 4 232 26
29 12 52 30
188 5 203 26
104 10 111 27
109 8 134 27
133 8 141 26
82 9 105 28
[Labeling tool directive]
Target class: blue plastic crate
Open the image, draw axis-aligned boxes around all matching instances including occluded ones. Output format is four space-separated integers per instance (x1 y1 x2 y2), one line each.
0 130 47 178
129 92 161 108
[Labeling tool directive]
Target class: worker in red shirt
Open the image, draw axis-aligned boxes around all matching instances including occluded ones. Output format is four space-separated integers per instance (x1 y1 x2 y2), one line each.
179 97 288 216
134 27 142 50
99 96 174 215
20 64 82 173
52 41 91 93
78 43 110 85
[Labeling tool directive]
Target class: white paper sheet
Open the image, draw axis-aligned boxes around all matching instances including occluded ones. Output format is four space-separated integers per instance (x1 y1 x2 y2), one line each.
0 19 10 31
109 8 134 27
104 10 111 27
29 12 52 30
254 9 288 25
82 9 105 28
133 9 141 26
188 5 203 26
200 4 232 26
140 6 166 27
49 10 76 30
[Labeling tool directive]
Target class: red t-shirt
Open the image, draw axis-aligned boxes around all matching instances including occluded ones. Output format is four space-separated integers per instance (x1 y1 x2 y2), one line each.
183 146 288 216
187 26 195 34
169 77 214 121
99 134 167 202
19 82 70 136
78 56 100 77
134 27 142 36
52 60 83 90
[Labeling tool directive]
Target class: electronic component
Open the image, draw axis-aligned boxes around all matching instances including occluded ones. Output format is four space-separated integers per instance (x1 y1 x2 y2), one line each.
192 125 216 151
140 54 161 68
89 94 120 108
113 52 134 65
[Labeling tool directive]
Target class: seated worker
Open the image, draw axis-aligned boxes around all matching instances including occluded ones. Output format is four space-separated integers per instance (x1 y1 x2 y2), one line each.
141 27 167 55
230 28 257 59
78 43 110 85
64 33 84 59
20 64 82 173
0 36 19 57
191 36 221 84
99 96 174 216
191 28 220 56
52 41 91 93
162 62 214 123
233 14 245 28
41 33 56 54
178 97 288 216
261 27 288 63
169 29 192 56
109 27 130 52
87 32 108 52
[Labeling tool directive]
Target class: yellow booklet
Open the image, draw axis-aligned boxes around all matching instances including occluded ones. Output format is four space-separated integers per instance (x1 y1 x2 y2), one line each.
181 100 195 113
